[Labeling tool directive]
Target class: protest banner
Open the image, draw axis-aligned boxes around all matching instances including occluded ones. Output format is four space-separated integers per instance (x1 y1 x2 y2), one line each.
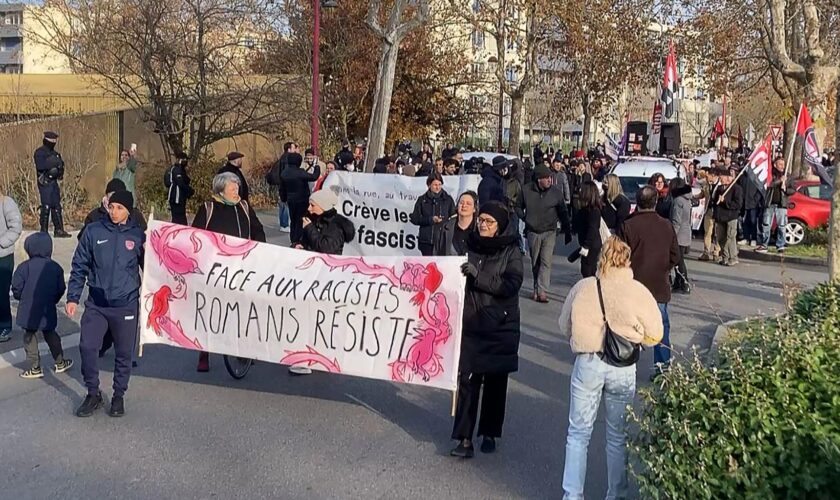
140 220 467 391
322 171 480 256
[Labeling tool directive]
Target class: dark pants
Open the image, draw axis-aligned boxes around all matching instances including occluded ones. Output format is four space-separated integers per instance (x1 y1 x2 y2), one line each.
79 302 138 398
23 329 64 369
674 245 690 289
451 372 509 440
418 243 434 256
0 254 12 330
289 201 309 245
742 208 762 244
170 203 188 225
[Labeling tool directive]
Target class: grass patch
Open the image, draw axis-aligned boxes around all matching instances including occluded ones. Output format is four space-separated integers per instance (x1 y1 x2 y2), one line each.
779 244 827 259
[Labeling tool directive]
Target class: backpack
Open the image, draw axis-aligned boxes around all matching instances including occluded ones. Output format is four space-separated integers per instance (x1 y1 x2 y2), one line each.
164 165 174 188
266 158 283 186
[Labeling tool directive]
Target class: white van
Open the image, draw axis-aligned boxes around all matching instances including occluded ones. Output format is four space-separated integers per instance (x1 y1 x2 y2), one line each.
610 156 705 230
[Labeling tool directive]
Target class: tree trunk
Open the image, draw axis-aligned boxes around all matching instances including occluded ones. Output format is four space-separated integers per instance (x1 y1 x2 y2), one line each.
581 103 592 151
509 93 524 157
829 82 840 281
364 40 399 172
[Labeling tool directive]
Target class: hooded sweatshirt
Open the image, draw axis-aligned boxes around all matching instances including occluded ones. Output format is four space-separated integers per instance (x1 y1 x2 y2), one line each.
12 232 66 331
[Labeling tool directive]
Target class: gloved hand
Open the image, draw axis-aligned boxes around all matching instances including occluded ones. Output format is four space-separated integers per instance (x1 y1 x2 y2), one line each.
461 262 478 279
564 232 573 245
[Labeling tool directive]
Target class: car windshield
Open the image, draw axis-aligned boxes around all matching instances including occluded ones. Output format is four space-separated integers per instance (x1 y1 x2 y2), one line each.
620 176 649 203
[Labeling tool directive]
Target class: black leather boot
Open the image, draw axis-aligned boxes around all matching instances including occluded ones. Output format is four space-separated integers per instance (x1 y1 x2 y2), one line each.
52 208 71 238
39 206 50 232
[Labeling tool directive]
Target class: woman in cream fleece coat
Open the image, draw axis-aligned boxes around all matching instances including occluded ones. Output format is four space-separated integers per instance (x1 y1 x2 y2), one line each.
557 236 663 500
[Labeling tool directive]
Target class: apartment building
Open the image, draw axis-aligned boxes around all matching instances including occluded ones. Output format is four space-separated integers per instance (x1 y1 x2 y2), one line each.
0 3 70 74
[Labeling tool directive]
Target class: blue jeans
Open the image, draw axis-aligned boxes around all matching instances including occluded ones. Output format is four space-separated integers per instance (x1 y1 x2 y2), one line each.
760 205 787 249
562 354 636 500
278 201 289 228
655 303 670 366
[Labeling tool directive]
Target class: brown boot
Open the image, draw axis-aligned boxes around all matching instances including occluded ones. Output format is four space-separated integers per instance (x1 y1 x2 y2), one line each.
196 351 209 372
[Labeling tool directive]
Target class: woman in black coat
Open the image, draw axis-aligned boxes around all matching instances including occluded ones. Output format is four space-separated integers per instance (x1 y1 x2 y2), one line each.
299 189 355 255
648 173 672 220
601 174 631 233
572 181 603 278
451 201 524 458
410 173 456 256
192 172 266 372
434 191 477 257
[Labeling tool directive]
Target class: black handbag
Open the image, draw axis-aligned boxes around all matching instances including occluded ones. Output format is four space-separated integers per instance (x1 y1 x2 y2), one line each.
596 278 640 367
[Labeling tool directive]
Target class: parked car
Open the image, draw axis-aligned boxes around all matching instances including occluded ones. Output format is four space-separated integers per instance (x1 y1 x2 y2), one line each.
785 180 831 245
610 156 705 229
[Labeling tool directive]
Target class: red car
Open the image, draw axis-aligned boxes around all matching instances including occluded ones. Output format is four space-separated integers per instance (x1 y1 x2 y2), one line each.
785 180 831 245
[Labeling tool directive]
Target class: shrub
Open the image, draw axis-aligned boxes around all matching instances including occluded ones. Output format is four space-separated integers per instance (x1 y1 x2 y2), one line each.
630 285 840 499
805 224 829 246
136 157 276 219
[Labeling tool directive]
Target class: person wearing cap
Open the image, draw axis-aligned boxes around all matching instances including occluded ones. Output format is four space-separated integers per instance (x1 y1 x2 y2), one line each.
79 178 147 241
217 151 250 201
450 200 523 459
33 131 70 238
66 190 145 418
477 156 509 207
282 152 321 246
191 172 266 373
410 173 457 256
713 167 743 266
520 165 572 303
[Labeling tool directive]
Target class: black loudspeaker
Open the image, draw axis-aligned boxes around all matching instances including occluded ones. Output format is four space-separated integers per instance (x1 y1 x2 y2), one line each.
660 123 681 155
626 121 649 154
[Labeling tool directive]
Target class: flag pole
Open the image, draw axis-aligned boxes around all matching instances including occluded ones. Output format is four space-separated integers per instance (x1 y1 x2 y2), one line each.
785 103 802 177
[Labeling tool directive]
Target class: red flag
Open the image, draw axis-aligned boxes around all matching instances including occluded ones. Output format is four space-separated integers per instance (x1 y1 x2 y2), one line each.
796 103 813 136
795 102 828 183
661 41 679 119
711 116 725 140
747 131 773 187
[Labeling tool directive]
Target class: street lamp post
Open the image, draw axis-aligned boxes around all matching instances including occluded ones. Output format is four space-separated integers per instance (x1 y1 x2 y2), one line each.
311 0 338 156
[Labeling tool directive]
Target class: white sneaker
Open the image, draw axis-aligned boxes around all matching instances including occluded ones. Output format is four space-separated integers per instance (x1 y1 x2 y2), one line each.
737 239 748 245
289 366 312 375
279 226 290 233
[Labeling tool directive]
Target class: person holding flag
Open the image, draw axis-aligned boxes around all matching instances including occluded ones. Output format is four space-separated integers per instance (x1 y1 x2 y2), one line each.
756 158 795 254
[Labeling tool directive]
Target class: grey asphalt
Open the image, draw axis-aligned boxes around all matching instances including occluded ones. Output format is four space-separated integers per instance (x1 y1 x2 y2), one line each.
0 212 827 499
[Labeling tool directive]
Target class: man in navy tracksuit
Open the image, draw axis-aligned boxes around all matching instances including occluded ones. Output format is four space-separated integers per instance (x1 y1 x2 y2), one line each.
66 190 145 418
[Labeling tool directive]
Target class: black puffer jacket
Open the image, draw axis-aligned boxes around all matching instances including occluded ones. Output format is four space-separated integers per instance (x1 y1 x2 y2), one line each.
409 190 456 247
281 163 321 205
302 209 355 255
460 232 524 374
191 198 266 242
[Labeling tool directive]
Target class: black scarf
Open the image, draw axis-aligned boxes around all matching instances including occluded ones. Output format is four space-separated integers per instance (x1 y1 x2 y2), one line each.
467 231 517 254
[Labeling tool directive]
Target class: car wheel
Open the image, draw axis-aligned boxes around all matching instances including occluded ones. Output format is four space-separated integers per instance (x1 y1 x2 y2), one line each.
785 219 807 246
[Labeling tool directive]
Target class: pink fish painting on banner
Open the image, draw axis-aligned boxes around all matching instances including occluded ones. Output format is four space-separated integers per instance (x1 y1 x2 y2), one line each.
139 220 467 391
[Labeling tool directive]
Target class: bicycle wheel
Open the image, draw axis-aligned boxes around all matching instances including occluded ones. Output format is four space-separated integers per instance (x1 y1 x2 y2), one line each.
223 355 253 380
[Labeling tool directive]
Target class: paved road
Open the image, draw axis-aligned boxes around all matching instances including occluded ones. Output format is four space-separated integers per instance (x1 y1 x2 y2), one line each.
0 213 827 499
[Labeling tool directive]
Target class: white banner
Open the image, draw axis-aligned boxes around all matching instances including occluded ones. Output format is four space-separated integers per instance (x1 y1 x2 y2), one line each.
322 172 480 256
140 220 467 390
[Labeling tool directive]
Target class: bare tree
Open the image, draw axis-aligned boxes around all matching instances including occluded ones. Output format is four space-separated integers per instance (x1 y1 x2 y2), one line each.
363 0 430 171
28 0 306 161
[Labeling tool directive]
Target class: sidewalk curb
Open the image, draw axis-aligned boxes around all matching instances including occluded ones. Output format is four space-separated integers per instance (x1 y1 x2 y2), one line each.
0 333 80 371
738 248 827 267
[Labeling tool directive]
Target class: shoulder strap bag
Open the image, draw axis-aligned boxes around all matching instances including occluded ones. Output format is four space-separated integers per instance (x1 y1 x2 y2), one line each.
596 278 641 367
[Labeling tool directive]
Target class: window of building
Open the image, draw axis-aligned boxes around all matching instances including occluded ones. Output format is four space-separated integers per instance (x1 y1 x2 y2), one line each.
472 0 481 12
4 12 22 25
505 67 518 84
472 29 484 49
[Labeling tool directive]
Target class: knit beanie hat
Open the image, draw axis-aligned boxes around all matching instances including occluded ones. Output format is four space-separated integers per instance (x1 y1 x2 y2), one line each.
106 178 126 194
534 165 552 179
310 188 338 212
109 190 134 211
478 201 510 234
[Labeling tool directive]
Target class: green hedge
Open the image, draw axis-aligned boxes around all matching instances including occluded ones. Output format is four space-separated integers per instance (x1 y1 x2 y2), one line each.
630 283 840 499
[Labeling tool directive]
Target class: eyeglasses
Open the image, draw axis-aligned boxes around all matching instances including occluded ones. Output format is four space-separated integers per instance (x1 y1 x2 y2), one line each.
477 217 497 226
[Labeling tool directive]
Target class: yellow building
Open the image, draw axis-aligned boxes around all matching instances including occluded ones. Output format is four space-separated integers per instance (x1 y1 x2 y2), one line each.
0 3 70 74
